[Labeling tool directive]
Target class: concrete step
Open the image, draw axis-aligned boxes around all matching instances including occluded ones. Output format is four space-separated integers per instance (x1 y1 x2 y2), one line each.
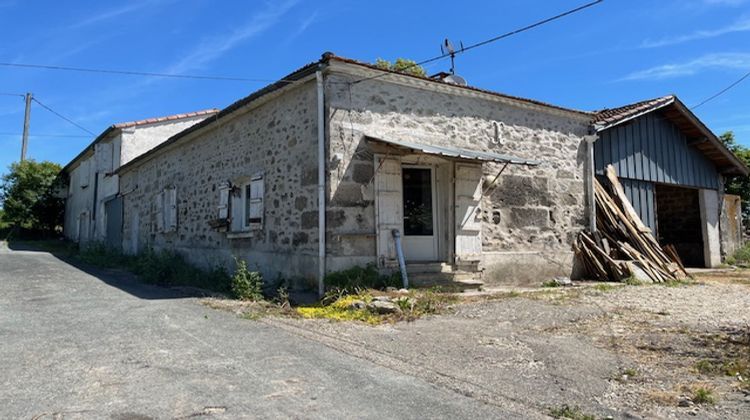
408 270 483 291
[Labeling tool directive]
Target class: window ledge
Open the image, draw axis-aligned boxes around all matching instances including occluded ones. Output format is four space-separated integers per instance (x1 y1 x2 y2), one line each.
227 231 254 239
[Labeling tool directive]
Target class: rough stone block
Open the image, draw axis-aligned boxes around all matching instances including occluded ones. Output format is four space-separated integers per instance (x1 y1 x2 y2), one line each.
301 211 317 229
510 207 549 227
330 183 365 207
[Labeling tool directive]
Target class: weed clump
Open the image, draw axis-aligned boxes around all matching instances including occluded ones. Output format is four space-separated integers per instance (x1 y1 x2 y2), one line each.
323 263 401 293
691 387 715 405
548 404 595 420
231 258 263 301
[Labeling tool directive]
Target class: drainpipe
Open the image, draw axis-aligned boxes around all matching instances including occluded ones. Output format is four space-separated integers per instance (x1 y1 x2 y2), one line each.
316 69 326 298
584 134 599 233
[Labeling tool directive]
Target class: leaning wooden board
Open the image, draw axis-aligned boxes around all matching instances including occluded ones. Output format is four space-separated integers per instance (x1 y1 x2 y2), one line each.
574 165 689 283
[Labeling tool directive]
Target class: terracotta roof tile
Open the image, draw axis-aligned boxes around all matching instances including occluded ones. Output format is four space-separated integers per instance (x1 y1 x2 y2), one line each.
113 108 219 129
593 95 674 126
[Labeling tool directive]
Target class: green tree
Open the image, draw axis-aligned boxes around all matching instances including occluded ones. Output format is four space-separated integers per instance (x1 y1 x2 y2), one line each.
719 131 750 224
0 160 66 233
374 58 427 77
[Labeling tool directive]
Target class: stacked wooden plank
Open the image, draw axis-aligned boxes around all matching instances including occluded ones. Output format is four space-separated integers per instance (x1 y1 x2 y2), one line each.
573 165 689 283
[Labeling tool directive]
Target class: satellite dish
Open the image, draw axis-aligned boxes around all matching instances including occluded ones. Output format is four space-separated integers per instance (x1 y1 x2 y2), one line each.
443 74 467 86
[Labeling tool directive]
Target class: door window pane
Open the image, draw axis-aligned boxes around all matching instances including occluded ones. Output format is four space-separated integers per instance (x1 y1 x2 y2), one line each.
402 167 434 236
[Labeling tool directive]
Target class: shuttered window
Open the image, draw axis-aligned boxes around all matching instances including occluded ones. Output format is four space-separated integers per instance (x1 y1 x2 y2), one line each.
155 187 177 233
218 182 230 220
244 175 264 229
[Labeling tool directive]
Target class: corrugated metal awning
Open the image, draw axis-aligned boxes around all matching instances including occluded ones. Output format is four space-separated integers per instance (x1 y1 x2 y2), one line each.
365 136 540 166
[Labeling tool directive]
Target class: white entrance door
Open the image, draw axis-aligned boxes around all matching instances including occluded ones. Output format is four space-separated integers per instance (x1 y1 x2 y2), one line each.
402 165 438 261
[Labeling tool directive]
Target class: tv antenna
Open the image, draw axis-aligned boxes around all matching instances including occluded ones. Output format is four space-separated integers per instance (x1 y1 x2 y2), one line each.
441 38 464 75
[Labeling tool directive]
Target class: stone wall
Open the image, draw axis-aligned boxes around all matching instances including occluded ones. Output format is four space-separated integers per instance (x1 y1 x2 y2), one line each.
324 66 591 283
120 80 320 284
721 194 743 258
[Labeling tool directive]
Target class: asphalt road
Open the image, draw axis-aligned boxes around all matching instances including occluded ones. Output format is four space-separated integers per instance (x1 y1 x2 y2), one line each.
0 245 524 419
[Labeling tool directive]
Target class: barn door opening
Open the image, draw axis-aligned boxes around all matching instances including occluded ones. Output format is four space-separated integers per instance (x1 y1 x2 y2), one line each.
655 184 704 267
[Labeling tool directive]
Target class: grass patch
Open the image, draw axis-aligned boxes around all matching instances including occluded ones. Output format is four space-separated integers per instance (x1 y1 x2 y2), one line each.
623 367 638 377
694 358 750 377
548 404 595 420
541 280 560 288
661 279 693 288
691 386 716 405
203 298 296 321
613 367 638 382
623 275 644 286
593 283 617 292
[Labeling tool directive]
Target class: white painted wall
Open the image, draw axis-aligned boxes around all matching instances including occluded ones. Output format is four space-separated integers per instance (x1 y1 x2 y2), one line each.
120 116 209 166
63 153 96 242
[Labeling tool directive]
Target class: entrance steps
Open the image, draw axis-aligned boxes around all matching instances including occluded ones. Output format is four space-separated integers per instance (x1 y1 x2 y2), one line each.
405 262 483 291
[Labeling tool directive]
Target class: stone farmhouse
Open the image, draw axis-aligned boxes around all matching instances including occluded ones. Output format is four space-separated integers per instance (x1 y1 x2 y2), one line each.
63 53 746 290
62 109 218 247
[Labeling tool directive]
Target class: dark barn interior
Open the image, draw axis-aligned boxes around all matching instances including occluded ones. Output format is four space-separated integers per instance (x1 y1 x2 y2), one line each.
654 184 704 267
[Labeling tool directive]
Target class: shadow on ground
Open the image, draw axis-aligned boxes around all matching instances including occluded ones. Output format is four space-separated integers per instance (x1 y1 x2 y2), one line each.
6 239 213 301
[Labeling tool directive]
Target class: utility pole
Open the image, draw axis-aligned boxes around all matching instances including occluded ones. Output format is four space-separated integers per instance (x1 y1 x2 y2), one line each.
20 92 32 161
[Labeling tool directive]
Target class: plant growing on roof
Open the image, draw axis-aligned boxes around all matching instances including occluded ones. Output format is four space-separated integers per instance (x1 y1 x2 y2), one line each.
374 58 427 77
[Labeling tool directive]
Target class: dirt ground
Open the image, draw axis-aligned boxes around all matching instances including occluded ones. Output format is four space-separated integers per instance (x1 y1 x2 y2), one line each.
207 269 750 419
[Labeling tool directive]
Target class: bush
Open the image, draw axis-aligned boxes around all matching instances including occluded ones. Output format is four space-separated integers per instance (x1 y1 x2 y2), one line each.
731 244 750 264
231 258 263 301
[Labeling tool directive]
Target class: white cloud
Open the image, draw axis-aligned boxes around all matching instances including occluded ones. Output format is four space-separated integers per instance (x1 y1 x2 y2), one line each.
621 53 750 81
641 17 750 48
163 0 299 75
702 0 747 6
70 2 155 28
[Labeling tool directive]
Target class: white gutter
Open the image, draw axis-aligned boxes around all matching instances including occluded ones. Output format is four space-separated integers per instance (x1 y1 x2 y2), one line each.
316 69 326 297
584 134 598 233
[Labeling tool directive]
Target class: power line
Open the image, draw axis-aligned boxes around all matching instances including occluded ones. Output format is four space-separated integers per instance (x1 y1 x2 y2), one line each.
352 0 605 84
0 1 604 90
31 97 96 136
0 92 25 97
692 69 750 110
0 62 286 83
0 131 90 138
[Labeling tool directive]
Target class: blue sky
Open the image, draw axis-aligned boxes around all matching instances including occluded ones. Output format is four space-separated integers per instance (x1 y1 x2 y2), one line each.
1 0 749 177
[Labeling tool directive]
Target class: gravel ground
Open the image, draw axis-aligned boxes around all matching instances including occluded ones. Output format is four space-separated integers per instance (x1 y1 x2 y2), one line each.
248 270 750 419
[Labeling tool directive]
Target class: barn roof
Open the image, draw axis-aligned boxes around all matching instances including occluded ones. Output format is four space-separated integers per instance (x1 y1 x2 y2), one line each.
593 96 748 176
